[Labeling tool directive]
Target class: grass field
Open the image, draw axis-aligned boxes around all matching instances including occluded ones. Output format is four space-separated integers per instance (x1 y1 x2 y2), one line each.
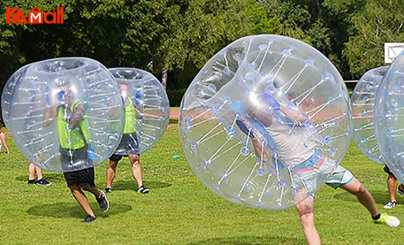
0 117 403 244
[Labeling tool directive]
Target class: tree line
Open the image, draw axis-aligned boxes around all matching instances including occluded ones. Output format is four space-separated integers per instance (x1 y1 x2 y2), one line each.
1 0 403 107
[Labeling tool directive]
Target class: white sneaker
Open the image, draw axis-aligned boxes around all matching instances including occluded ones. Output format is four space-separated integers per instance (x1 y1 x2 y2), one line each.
384 200 397 209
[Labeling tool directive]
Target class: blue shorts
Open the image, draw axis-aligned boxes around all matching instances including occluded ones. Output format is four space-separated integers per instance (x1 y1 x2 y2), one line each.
325 165 354 189
289 149 335 195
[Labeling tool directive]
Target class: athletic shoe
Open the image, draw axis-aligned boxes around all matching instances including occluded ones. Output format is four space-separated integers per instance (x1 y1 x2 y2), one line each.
105 188 112 194
27 179 37 184
384 200 396 209
374 213 400 228
398 185 404 196
97 191 109 212
81 215 96 223
36 178 52 186
137 185 149 194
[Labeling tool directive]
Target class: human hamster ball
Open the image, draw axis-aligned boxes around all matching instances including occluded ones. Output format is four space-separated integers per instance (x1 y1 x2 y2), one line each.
108 68 170 155
375 52 404 184
179 35 352 209
2 57 125 172
351 66 388 164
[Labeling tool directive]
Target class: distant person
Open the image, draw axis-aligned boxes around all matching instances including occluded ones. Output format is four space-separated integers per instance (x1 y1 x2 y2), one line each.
27 163 52 186
44 78 109 223
383 165 404 209
0 126 10 154
106 82 149 194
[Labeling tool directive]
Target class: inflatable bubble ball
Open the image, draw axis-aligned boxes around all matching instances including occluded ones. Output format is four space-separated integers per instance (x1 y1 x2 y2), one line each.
375 52 404 184
1 69 21 128
351 66 388 164
2 57 125 172
108 68 170 155
179 35 352 209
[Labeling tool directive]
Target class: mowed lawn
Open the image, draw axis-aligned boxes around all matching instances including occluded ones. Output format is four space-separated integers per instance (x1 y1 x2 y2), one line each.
0 117 403 244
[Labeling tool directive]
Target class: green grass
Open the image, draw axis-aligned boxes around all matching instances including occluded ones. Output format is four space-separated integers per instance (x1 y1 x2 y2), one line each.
0 119 403 244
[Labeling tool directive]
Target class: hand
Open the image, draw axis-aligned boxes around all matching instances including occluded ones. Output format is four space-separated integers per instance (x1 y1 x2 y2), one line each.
87 146 96 160
58 90 66 106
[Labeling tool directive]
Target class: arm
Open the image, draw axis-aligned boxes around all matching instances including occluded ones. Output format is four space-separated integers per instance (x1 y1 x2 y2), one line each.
238 118 271 162
43 106 57 127
279 104 306 122
262 93 306 123
69 103 85 129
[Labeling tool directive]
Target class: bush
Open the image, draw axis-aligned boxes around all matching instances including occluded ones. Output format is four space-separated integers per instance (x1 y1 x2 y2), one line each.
167 88 187 107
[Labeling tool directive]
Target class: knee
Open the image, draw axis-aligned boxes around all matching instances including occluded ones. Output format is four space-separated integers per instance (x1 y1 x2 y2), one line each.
108 161 118 170
354 184 368 196
131 156 140 166
69 185 80 193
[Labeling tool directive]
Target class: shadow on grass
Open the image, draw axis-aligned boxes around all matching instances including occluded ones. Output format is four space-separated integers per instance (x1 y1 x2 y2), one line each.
169 118 178 124
110 180 171 191
334 191 404 204
188 235 306 245
27 202 132 218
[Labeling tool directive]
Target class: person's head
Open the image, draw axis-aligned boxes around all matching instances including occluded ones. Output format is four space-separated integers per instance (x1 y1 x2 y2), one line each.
119 81 130 101
245 91 274 127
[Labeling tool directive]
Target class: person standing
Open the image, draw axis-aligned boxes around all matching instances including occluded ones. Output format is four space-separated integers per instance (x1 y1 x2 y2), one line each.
106 82 149 194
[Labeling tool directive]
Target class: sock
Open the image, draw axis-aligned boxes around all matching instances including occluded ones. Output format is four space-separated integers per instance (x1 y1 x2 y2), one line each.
372 213 381 220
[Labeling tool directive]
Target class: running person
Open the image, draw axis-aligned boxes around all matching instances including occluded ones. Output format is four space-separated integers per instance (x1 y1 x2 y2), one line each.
44 78 109 223
237 92 400 245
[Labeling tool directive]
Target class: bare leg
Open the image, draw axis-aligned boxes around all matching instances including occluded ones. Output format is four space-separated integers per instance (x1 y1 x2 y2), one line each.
295 196 321 245
387 174 398 202
36 166 44 180
29 163 36 180
82 185 102 199
68 183 95 216
0 133 10 154
341 178 379 217
129 154 143 187
106 160 119 189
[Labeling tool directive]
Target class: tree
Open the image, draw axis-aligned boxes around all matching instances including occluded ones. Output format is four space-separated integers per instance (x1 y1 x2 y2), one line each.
146 0 257 90
344 0 404 78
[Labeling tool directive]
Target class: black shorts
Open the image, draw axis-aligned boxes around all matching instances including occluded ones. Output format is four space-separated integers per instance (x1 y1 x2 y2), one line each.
384 165 394 175
63 167 95 188
112 132 140 156
60 146 90 171
109 153 140 161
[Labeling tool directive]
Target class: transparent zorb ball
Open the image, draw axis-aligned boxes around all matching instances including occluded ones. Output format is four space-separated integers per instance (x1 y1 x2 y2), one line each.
179 35 351 209
2 57 125 172
109 68 170 155
375 52 404 184
351 66 388 164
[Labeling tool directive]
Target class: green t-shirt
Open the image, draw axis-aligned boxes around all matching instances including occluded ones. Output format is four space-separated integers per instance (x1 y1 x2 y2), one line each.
57 100 89 149
124 97 138 134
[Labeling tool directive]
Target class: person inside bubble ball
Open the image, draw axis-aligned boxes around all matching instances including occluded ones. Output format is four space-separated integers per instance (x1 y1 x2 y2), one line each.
105 81 149 194
44 77 109 223
383 165 404 209
236 90 400 244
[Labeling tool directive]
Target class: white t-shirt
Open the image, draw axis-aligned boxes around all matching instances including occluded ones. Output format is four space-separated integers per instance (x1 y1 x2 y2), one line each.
264 118 318 168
